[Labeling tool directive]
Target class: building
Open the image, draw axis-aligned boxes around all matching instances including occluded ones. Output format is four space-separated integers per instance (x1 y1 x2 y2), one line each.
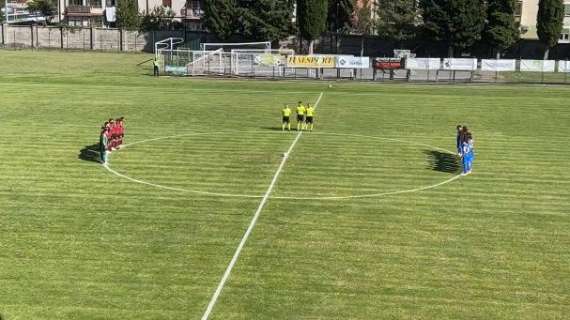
50 0 204 29
510 0 570 43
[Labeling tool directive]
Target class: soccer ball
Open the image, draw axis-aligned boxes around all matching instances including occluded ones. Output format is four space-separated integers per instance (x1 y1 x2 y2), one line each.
328 84 333 88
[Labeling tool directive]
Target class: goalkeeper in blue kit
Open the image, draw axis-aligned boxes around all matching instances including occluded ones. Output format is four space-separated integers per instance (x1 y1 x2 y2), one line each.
461 132 474 175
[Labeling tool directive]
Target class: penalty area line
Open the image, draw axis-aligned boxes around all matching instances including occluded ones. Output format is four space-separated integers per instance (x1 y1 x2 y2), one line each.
200 92 324 320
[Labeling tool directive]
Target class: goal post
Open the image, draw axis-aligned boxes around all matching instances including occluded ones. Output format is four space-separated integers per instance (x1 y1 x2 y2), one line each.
231 49 294 76
157 44 296 77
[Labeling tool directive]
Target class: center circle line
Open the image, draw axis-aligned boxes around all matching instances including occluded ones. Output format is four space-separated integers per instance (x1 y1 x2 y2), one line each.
103 130 462 200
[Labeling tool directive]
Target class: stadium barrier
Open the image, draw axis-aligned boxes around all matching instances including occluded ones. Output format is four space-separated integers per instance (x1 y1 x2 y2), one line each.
155 49 570 84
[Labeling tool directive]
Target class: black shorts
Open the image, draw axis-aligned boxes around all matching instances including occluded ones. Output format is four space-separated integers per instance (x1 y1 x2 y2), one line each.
306 116 314 124
297 115 305 122
282 116 290 123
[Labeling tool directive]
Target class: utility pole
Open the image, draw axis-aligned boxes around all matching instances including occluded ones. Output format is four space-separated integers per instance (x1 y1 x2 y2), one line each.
5 0 9 24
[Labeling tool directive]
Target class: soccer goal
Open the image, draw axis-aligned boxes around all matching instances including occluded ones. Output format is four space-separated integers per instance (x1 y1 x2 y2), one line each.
231 48 295 77
200 41 272 52
157 48 230 76
187 49 230 76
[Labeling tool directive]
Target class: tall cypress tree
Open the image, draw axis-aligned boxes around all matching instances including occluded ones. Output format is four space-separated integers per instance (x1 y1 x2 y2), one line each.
203 0 238 40
420 0 486 57
297 0 328 54
327 0 354 33
485 0 519 58
327 0 354 54
537 0 564 59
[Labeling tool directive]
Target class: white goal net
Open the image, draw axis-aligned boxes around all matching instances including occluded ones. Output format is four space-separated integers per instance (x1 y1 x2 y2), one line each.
231 49 295 76
158 41 296 77
158 48 230 76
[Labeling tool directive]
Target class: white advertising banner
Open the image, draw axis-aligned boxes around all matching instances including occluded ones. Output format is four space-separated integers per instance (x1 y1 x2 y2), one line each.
481 59 516 71
336 56 370 69
558 60 570 72
406 58 441 70
520 59 555 72
442 58 478 71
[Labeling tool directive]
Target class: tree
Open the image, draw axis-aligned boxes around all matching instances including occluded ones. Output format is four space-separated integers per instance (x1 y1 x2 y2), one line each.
297 0 328 54
0 0 7 23
420 0 486 57
27 0 56 25
203 0 238 40
485 0 519 59
376 0 418 47
352 0 374 57
537 0 564 59
327 0 354 53
327 0 354 33
116 0 140 30
237 0 295 42
140 6 176 31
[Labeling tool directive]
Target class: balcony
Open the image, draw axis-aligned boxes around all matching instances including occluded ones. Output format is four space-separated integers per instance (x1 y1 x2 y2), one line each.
65 3 103 17
183 8 203 20
183 1 203 20
66 5 91 14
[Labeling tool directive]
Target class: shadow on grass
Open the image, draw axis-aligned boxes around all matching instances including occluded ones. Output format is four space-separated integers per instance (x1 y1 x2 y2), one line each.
79 143 102 163
261 126 290 131
260 126 306 132
424 149 460 173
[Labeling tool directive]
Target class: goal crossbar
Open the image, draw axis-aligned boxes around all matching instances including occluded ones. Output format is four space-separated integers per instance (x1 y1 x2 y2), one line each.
200 41 271 52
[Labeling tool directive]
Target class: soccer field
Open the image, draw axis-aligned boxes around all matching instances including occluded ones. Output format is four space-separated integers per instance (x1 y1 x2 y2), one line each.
0 50 569 320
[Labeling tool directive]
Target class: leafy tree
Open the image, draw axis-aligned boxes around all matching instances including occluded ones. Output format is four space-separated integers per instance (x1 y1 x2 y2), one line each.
537 0 564 59
203 0 238 40
484 0 519 58
297 0 328 54
237 0 295 42
420 0 486 57
140 6 176 31
376 0 418 47
352 0 374 56
27 0 56 24
116 0 140 30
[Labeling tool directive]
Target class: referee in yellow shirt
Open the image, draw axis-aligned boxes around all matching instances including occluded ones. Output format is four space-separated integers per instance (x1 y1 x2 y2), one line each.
305 103 315 131
296 101 306 131
281 104 292 131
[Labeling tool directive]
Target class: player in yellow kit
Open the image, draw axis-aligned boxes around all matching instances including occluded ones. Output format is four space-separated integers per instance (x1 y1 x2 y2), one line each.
295 101 306 131
281 104 292 131
305 103 315 131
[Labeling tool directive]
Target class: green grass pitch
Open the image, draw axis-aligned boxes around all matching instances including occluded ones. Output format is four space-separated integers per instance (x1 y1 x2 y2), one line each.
0 50 569 320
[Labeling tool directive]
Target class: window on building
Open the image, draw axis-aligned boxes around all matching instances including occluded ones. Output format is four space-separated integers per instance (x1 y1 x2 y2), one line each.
162 0 172 8
514 0 523 17
560 29 570 42
89 0 102 8
565 4 570 16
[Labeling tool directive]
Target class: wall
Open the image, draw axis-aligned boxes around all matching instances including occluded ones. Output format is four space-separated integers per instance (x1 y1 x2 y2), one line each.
4 24 570 60
0 24 162 52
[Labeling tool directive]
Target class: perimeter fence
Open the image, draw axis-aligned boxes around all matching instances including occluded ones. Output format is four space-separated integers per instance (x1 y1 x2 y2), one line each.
157 49 570 85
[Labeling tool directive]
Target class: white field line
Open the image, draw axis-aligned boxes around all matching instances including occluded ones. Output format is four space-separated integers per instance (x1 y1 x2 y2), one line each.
101 130 463 200
271 174 462 200
200 92 324 320
102 131 265 198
